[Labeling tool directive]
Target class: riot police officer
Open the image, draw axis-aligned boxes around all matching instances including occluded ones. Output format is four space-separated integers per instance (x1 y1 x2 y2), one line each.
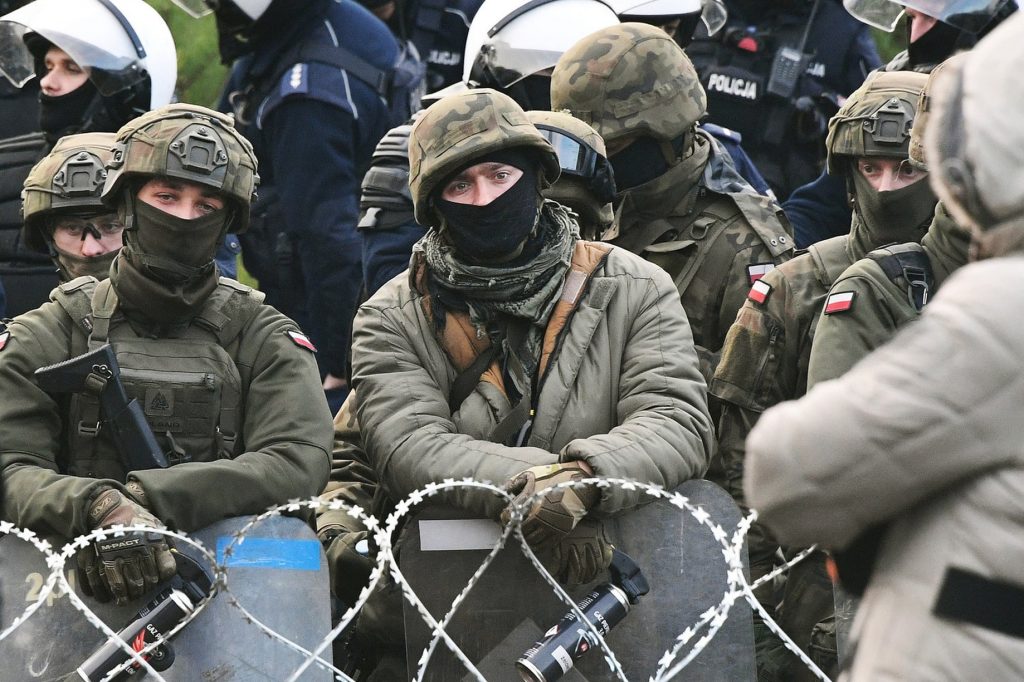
0 104 332 605
687 0 882 201
172 0 401 412
0 0 176 317
784 0 1016 247
711 69 932 679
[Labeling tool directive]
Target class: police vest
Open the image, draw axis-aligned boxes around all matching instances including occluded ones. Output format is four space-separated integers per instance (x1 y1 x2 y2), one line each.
51 277 265 481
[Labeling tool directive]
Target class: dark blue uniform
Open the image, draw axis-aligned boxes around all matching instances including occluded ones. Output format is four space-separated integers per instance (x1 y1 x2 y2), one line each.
223 0 398 382
687 0 881 200
782 169 850 247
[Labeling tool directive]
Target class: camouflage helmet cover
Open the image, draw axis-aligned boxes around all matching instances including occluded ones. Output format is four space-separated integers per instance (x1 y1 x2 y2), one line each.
825 70 929 175
550 22 707 147
102 103 259 232
408 88 560 227
21 132 117 252
909 53 968 170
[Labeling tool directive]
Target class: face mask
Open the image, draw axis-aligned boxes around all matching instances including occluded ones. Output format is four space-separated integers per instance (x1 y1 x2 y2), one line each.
907 18 963 68
610 136 682 192
53 246 118 280
435 168 541 263
124 199 228 284
852 171 937 245
38 79 97 136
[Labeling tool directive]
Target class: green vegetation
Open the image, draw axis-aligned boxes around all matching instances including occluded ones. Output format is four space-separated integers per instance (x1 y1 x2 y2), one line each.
150 0 228 107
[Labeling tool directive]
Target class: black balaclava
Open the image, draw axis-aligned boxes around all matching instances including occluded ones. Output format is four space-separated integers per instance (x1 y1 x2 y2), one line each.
434 148 542 263
850 171 937 245
609 134 688 192
906 18 970 68
111 187 230 325
38 79 97 136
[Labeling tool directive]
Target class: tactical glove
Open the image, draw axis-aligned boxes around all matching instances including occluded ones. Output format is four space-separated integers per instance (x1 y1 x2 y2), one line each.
77 487 177 605
501 462 598 552
542 518 614 586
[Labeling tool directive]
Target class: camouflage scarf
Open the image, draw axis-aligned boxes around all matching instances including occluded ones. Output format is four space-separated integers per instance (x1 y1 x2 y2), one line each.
417 200 578 375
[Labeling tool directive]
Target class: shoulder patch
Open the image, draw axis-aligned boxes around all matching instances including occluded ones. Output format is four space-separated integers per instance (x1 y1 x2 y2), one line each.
747 263 775 284
0 331 8 351
748 279 772 305
824 291 856 315
287 330 317 352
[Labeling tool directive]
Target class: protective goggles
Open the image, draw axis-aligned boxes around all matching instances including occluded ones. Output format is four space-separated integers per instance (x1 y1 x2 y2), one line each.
535 125 617 204
54 216 124 241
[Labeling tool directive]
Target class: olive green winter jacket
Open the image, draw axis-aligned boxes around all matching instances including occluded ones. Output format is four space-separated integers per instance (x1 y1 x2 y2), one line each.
350 242 715 519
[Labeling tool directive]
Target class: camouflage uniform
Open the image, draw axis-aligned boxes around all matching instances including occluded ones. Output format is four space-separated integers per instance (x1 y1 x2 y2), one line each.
551 22 793 383
710 70 933 680
807 203 971 389
0 104 332 541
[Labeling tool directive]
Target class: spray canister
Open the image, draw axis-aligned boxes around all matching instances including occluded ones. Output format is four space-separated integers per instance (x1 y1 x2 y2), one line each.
516 583 631 682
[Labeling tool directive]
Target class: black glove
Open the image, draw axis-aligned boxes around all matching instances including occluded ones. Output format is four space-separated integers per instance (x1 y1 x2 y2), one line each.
320 525 375 606
78 488 176 605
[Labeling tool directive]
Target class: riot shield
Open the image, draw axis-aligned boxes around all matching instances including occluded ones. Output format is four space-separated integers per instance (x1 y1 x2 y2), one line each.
398 479 755 680
0 515 334 680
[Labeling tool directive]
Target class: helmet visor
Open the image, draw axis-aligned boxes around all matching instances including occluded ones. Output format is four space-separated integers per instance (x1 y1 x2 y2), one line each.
167 0 213 18
0 1 148 95
469 41 562 89
701 0 728 36
898 0 1010 32
843 0 905 31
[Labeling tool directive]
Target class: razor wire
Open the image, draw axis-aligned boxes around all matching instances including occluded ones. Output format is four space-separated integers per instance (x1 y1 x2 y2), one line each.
0 477 837 682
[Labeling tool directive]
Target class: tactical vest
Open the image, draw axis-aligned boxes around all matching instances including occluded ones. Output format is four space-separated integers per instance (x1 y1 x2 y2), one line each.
866 242 935 311
51 277 265 481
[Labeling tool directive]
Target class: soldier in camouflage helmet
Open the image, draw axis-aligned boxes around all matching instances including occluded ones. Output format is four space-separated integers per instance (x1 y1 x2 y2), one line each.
21 132 123 281
808 55 972 392
710 69 933 680
0 102 331 607
347 87 713 676
551 22 794 384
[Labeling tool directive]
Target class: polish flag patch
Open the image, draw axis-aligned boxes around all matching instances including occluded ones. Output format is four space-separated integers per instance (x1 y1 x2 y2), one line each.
824 291 856 315
747 263 775 284
0 331 8 352
287 330 317 352
747 279 772 305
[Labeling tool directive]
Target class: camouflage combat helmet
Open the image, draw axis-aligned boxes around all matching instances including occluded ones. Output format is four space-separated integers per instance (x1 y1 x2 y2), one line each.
909 54 967 171
550 22 707 148
21 132 116 252
408 88 560 227
825 70 929 176
525 109 615 237
102 103 259 232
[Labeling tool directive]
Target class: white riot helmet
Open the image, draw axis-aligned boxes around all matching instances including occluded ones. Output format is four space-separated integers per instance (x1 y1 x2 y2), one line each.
0 0 176 109
844 0 1015 33
607 0 727 42
463 0 621 91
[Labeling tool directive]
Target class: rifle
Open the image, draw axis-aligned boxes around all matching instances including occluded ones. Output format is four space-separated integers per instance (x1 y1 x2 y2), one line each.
35 344 169 470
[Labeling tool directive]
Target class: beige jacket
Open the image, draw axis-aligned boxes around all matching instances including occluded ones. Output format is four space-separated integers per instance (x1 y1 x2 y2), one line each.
746 256 1024 681
350 242 715 519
